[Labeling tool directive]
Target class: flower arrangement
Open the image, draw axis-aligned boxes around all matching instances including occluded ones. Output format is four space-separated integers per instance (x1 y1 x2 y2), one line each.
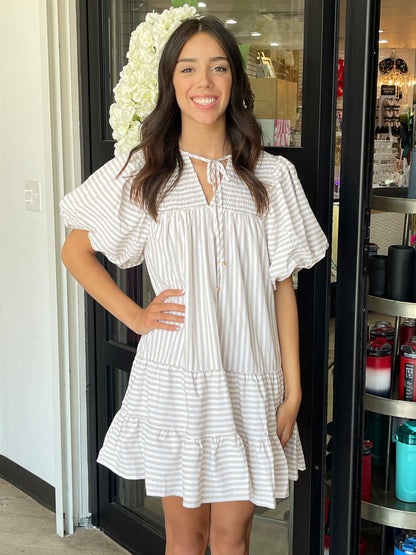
109 1 198 155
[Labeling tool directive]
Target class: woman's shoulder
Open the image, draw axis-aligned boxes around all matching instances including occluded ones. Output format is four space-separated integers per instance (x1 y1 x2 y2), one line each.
115 148 145 174
255 151 296 185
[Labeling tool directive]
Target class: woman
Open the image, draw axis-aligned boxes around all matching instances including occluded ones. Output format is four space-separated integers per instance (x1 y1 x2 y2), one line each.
61 16 328 555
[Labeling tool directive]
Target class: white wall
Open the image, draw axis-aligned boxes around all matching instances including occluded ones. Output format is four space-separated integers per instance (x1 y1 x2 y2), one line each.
0 0 58 486
0 3 87 536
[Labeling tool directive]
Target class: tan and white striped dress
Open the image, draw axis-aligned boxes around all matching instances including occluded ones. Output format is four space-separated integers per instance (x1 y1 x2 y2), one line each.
60 149 328 509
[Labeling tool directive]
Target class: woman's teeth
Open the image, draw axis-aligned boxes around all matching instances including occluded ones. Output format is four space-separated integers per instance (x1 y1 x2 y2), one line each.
193 97 216 105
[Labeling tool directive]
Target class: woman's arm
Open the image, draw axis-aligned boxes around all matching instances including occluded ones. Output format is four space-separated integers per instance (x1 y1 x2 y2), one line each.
61 229 185 335
274 276 302 448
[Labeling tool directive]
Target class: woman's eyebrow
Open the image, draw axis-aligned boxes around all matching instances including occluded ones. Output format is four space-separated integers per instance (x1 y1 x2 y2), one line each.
177 56 229 63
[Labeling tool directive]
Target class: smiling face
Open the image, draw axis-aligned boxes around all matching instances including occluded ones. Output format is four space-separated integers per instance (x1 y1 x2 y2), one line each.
172 32 232 132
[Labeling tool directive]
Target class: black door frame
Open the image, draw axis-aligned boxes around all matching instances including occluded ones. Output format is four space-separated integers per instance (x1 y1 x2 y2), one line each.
290 0 338 552
330 0 380 553
75 0 350 553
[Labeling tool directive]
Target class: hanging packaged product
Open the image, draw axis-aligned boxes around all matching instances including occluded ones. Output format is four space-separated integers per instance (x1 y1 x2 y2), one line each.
366 337 392 398
370 320 395 345
393 421 416 503
400 338 416 401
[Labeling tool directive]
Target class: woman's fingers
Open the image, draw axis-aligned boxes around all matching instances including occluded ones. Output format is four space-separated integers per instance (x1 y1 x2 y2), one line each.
152 311 184 323
156 289 185 302
156 302 185 314
141 288 185 333
276 400 298 448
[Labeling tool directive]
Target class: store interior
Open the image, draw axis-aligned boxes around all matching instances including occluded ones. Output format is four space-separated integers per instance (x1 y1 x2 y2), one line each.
338 1 416 554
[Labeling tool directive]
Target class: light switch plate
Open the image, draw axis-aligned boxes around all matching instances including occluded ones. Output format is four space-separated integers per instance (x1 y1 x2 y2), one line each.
25 180 41 212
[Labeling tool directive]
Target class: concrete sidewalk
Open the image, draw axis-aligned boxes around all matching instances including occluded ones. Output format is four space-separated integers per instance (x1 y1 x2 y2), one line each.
0 478 129 554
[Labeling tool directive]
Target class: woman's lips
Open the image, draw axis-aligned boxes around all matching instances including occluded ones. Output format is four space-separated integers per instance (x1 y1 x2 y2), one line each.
192 96 218 108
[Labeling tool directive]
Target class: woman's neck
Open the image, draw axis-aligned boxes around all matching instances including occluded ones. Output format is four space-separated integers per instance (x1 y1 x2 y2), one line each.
179 122 230 160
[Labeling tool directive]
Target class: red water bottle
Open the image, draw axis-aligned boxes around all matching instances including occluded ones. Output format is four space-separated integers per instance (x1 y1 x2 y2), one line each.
400 318 416 347
370 320 395 345
366 337 392 397
399 338 416 401
361 440 373 502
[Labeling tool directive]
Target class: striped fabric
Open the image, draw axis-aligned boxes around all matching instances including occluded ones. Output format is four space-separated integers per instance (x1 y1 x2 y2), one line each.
60 149 328 509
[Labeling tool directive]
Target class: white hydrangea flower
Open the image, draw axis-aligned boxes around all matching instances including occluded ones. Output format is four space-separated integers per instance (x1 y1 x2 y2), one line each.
110 4 197 156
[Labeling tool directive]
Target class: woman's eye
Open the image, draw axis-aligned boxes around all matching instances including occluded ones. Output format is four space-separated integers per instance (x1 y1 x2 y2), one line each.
180 66 194 73
213 65 228 73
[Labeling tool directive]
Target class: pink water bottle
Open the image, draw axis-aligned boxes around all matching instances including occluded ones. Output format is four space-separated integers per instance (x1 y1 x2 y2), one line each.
361 440 373 502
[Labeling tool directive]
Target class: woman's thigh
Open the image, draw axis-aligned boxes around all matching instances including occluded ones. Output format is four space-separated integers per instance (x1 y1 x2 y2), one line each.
162 496 210 555
209 501 256 555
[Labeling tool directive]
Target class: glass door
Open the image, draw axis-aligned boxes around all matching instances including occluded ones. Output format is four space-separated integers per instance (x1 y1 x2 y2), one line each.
79 1 336 553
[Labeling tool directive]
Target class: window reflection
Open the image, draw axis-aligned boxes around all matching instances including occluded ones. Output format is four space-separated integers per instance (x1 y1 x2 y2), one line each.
108 0 304 147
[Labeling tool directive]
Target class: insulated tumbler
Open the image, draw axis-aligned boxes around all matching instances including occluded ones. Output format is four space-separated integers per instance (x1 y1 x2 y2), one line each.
393 421 416 503
386 245 414 301
401 319 416 347
361 440 373 502
400 338 416 401
370 320 395 345
366 337 392 397
369 255 387 297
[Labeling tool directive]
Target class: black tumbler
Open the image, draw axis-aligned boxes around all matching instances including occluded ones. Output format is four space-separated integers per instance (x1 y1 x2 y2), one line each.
386 245 414 301
369 255 387 297
412 254 416 302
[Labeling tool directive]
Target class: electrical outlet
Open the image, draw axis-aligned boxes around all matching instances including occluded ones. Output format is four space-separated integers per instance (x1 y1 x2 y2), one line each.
25 180 41 212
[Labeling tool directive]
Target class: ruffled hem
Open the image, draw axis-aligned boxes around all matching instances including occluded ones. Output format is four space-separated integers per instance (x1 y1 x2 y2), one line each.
97 412 305 509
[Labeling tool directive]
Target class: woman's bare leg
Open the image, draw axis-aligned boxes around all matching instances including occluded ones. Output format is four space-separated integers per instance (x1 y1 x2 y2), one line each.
209 501 256 555
162 496 210 555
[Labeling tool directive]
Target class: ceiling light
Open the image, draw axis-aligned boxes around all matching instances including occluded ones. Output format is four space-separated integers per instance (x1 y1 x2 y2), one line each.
270 42 279 46
198 2 207 7
379 39 389 44
251 32 262 37
225 19 237 24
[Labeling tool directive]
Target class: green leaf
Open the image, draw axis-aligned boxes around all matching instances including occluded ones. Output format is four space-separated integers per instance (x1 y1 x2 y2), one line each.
171 0 199 9
239 43 250 70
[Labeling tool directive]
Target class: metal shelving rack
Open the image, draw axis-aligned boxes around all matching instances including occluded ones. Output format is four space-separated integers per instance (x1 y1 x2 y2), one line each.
364 189 416 552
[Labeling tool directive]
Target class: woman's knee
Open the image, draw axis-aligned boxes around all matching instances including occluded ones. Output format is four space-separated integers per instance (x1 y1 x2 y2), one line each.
162 497 210 555
166 531 209 555
209 530 250 555
209 501 255 555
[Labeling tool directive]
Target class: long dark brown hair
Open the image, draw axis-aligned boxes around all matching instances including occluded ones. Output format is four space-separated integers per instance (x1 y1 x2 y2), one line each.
126 16 268 219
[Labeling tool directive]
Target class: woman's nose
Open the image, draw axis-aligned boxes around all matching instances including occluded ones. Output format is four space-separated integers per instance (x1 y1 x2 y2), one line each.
196 68 212 87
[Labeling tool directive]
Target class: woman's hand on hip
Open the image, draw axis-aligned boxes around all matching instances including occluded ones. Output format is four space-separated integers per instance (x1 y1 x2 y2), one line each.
132 289 185 335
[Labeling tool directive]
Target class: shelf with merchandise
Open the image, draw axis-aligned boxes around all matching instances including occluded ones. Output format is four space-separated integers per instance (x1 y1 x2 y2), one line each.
371 186 416 213
365 392 416 420
361 466 416 529
368 295 416 319
364 188 416 543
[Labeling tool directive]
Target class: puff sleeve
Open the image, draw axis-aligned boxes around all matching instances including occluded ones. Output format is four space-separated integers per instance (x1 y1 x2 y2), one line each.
60 151 151 269
264 156 328 285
